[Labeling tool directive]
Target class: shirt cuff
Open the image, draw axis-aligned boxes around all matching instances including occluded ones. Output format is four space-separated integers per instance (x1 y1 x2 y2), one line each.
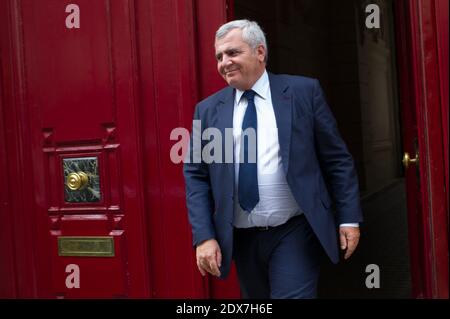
339 223 359 227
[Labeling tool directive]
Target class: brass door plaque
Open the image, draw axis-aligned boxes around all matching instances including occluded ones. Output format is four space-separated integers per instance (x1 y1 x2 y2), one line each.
58 236 114 257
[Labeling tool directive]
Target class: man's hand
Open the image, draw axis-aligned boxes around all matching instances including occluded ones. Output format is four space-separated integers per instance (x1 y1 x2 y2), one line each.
196 239 222 277
339 226 360 259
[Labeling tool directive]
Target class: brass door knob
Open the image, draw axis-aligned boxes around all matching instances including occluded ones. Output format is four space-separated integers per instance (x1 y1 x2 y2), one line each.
66 172 89 190
403 152 419 169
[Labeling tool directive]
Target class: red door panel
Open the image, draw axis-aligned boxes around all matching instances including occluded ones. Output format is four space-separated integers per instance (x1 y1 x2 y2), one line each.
1 0 150 298
133 0 240 298
24 1 114 143
51 215 127 298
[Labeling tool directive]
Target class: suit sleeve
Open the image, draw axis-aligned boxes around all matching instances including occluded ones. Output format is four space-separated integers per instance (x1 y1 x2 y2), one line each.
312 79 363 225
183 104 216 247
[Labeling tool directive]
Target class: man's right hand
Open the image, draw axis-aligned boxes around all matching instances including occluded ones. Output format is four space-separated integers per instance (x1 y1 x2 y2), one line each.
196 239 222 277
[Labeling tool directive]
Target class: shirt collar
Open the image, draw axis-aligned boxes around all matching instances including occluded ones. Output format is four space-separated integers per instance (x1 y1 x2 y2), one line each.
235 70 269 104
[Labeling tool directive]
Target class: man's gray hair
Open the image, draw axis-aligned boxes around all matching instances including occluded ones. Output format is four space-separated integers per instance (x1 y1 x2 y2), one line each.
216 19 268 63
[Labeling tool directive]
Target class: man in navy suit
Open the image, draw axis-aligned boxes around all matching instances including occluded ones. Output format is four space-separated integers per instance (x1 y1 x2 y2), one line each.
183 19 363 298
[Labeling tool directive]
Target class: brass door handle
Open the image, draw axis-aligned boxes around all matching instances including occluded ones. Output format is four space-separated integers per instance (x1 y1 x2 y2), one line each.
66 172 89 190
403 152 419 169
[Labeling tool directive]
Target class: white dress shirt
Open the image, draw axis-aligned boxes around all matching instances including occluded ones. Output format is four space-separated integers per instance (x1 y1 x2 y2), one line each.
233 71 300 228
232 70 358 228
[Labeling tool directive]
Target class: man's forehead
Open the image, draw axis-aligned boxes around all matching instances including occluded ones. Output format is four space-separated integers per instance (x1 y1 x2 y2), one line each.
215 42 245 54
215 38 247 54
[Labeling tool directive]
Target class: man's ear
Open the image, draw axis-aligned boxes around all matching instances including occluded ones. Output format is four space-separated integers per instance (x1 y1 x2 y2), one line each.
256 44 266 62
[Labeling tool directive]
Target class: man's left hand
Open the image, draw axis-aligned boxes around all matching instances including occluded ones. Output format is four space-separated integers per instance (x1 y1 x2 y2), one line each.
339 226 360 259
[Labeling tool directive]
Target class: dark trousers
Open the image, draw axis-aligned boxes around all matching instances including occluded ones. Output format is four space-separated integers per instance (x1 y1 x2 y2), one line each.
233 214 324 299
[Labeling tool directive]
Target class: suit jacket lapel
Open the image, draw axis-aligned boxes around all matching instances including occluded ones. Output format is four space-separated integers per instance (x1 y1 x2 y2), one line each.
268 73 292 174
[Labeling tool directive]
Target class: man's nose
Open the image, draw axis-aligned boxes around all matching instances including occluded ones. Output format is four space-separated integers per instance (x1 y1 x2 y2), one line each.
222 55 233 67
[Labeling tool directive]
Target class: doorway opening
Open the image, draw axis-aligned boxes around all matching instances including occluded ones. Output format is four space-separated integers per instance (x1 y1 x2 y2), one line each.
234 0 412 298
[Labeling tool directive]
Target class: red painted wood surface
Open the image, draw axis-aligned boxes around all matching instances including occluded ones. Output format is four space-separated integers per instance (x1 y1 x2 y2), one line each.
395 0 448 299
435 0 448 229
0 0 240 298
135 0 202 298
417 0 448 299
0 0 151 298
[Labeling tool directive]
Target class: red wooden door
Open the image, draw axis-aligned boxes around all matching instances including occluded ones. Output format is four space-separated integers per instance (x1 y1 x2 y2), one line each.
0 0 150 298
395 0 448 299
0 0 241 298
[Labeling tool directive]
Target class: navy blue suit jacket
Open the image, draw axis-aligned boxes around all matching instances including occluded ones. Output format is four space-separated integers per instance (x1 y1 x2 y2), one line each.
183 73 363 279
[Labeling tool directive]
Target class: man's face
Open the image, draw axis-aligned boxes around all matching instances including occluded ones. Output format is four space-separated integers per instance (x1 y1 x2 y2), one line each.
214 28 266 91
